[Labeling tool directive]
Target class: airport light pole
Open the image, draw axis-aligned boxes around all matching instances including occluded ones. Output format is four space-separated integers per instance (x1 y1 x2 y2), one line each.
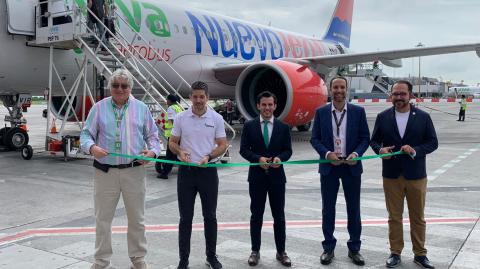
416 42 424 97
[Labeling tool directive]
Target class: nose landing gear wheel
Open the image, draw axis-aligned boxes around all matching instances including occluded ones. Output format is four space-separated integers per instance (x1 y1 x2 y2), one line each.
21 145 33 160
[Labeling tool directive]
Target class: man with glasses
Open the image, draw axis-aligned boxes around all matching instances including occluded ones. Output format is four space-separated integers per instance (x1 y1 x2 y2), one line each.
370 80 438 268
310 76 370 266
81 69 161 269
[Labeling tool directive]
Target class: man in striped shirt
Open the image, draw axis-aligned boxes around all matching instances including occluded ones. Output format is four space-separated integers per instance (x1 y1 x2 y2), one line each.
80 69 161 269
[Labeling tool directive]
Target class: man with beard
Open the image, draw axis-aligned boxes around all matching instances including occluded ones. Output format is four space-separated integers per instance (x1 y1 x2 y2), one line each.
169 81 227 269
370 80 438 268
310 76 370 266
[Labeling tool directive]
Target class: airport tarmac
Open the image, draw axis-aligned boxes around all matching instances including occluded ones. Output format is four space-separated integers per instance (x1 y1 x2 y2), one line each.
0 102 479 269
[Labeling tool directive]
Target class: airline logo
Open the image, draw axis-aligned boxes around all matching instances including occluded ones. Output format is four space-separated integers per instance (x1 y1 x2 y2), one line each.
324 0 353 48
186 12 327 61
74 0 171 37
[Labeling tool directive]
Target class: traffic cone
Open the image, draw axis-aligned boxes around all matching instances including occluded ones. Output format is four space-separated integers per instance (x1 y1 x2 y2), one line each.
50 119 58 134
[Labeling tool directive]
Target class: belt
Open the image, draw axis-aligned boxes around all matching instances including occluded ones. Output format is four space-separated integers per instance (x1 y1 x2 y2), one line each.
93 160 142 172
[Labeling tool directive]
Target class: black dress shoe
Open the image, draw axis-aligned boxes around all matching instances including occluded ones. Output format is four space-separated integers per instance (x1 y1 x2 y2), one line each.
386 254 401 268
348 251 365 266
177 259 189 269
414 256 435 269
248 251 260 266
276 252 292 267
320 251 335 265
206 255 223 269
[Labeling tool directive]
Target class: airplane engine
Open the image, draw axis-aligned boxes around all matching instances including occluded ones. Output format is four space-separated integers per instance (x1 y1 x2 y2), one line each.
235 60 328 128
50 96 95 121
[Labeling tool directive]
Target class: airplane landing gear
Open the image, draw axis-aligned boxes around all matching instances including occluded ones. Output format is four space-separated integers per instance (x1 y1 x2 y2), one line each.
3 127 29 150
21 145 33 160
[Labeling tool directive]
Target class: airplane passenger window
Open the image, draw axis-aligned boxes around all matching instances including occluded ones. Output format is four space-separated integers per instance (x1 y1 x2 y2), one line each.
174 24 179 33
207 31 212 39
182 26 188 34
223 33 229 42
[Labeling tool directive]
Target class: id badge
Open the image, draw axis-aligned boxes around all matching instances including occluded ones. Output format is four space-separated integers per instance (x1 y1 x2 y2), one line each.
334 138 342 157
114 141 122 152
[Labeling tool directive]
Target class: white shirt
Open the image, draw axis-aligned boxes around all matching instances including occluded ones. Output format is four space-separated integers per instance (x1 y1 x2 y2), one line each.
172 107 226 163
331 103 347 158
395 110 410 138
259 115 274 144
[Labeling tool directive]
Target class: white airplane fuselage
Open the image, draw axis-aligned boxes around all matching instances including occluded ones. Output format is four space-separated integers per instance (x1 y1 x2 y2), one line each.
0 0 343 98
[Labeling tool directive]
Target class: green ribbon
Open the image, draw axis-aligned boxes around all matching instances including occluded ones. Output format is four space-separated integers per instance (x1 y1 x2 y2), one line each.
109 151 405 168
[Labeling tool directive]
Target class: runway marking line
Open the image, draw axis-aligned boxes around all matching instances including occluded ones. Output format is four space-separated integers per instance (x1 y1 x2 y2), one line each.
430 144 480 181
0 217 477 246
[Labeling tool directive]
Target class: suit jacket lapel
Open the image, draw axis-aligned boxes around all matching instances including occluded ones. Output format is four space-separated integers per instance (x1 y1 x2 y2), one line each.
390 107 402 140
346 103 353 149
403 105 416 140
254 117 266 150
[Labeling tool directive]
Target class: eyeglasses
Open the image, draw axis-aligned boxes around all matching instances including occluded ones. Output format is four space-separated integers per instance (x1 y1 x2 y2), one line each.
391 92 408 97
111 83 129 90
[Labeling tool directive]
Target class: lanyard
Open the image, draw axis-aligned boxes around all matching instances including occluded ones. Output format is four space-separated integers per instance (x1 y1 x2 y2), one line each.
332 109 346 137
112 101 129 127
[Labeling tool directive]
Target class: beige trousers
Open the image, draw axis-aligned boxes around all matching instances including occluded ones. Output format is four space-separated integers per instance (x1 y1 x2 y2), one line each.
93 165 147 266
383 175 427 256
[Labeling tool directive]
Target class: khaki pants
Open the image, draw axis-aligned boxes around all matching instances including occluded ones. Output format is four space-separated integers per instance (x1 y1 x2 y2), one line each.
93 165 147 266
383 176 427 256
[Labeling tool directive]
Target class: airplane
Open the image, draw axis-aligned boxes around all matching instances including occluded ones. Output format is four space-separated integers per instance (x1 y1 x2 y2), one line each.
1 0 480 154
446 86 480 98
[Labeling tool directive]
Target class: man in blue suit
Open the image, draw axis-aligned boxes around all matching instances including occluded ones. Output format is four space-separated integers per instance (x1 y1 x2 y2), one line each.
370 80 438 269
240 91 293 267
310 76 370 266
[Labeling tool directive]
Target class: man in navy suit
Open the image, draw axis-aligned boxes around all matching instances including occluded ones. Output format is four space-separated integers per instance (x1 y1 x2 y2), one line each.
240 91 293 267
310 76 370 266
370 80 438 269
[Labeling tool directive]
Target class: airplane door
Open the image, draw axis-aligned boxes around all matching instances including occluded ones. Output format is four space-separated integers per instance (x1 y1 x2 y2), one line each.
6 0 37 36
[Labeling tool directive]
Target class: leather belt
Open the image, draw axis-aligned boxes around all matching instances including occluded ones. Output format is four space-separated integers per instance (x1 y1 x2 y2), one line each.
93 160 142 173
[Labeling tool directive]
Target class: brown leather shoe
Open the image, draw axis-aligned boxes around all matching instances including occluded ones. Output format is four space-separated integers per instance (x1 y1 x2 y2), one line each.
276 252 292 267
248 251 260 266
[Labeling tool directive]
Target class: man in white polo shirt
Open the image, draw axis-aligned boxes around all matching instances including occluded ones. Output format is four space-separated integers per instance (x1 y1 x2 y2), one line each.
169 81 228 269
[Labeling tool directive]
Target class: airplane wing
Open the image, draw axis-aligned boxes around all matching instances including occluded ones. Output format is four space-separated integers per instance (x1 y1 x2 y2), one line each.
213 42 480 85
301 42 480 67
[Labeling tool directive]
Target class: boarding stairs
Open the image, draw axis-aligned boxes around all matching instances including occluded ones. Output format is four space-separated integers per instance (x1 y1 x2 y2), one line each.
31 0 234 161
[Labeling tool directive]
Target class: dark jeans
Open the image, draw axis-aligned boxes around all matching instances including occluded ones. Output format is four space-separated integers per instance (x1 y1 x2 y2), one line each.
320 165 362 252
177 166 218 260
249 181 286 253
226 112 234 124
459 109 466 121
160 138 175 175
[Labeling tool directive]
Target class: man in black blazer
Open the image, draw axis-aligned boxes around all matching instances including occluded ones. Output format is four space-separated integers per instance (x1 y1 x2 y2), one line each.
310 76 370 266
240 91 293 267
370 80 438 269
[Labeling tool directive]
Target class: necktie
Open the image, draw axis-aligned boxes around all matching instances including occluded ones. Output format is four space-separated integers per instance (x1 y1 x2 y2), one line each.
263 120 269 147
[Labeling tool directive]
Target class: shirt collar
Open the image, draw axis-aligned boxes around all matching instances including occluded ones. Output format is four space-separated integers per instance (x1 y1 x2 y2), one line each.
260 115 274 124
331 102 347 112
187 107 211 118
111 95 131 109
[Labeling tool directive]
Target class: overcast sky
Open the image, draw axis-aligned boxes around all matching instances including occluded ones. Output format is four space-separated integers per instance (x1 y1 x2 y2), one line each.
161 0 480 85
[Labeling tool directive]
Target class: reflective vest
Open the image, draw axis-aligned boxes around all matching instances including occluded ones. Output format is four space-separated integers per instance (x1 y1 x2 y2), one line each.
164 104 183 138
460 99 467 110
